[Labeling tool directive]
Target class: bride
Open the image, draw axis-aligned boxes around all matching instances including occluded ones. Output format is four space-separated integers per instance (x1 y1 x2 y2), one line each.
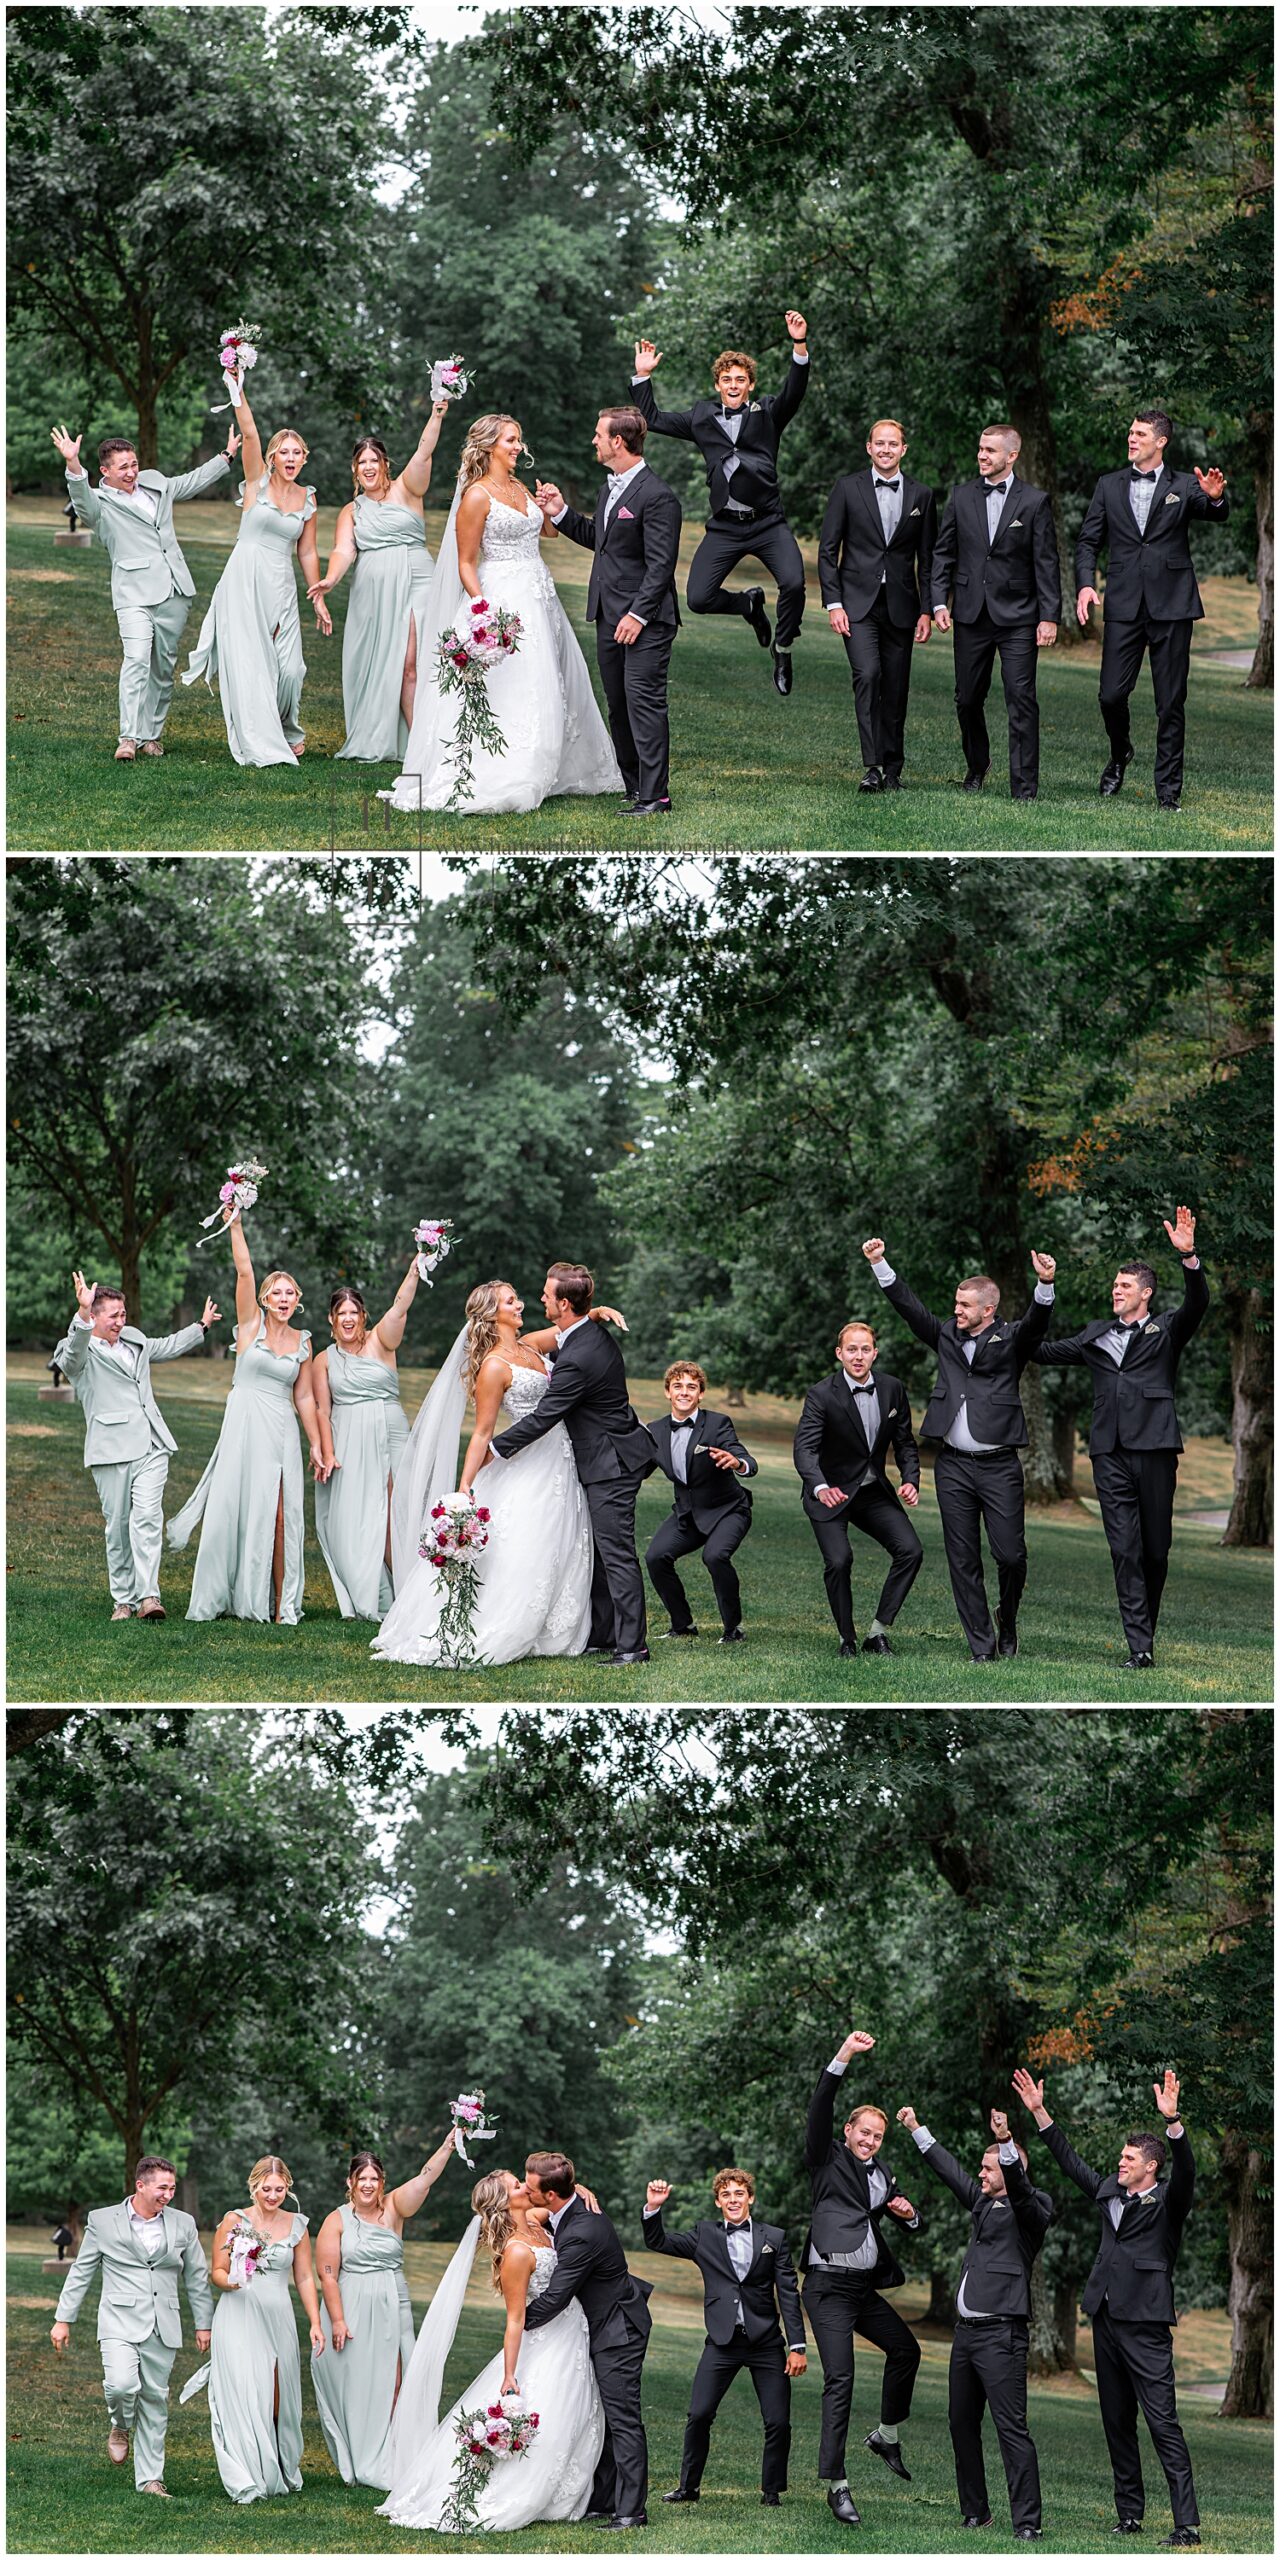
379 2170 604 2533
371 1279 621 1668
381 413 622 813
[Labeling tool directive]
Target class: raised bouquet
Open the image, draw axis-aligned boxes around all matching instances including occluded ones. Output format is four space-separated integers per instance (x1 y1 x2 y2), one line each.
212 319 261 412
430 352 471 404
449 2089 499 2168
441 2394 540 2535
413 1216 456 1285
436 600 524 810
196 1158 268 1245
420 1493 491 1670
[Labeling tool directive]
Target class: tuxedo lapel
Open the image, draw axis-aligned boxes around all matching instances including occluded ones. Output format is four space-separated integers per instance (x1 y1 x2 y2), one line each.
988 479 1022 547
856 471 887 546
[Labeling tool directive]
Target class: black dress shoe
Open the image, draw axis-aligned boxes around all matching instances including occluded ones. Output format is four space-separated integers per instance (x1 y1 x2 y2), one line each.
743 587 772 648
838 1639 860 1657
865 2431 911 2480
1123 1650 1155 1672
662 2487 699 2503
1015 2532 1044 2543
827 2487 861 2526
627 799 672 818
861 1632 892 1654
661 1624 699 1639
611 1648 651 1666
1158 2535 1200 2548
1100 743 1135 796
582 2511 615 2523
720 1625 746 1643
961 765 992 791
881 772 902 788
996 1610 1019 1658
761 2491 781 2505
1011 789 1038 800
858 766 884 791
772 647 793 695
1112 2521 1143 2534
960 2518 994 2531
609 2517 648 2530
1157 795 1182 812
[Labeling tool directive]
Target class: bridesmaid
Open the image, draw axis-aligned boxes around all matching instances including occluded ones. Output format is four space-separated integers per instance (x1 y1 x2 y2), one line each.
167 1208 324 1623
309 404 452 761
312 1257 423 1621
311 2133 456 2490
182 382 331 765
208 2155 323 2504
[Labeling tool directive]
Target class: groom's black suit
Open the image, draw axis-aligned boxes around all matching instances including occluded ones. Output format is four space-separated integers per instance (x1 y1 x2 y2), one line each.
491 1319 654 1656
554 465 681 807
524 2195 654 2522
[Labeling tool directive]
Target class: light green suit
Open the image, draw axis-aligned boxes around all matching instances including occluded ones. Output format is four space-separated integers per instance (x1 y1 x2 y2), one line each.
66 454 230 742
55 1315 206 1606
56 2203 213 2487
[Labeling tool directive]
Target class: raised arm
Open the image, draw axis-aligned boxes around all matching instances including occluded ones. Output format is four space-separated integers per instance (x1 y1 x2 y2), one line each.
235 385 265 485
1012 2067 1102 2199
372 1255 423 1355
895 2105 981 2210
991 2106 1053 2252
1155 2069 1195 2236
386 2130 457 2224
309 499 358 601
166 438 237 506
641 2180 698 2258
315 2208 350 2346
523 1304 626 1354
705 1413 757 1477
458 1352 512 1497
399 398 451 501
226 1207 259 1338
862 1239 943 1349
806 2028 876 2167
1160 1209 1209 1352
631 346 697 440
51 425 99 521
767 316 810 429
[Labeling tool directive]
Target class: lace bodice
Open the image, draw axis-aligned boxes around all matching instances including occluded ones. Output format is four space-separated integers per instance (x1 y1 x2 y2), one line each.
526 2244 555 2303
502 1362 552 1422
477 492 557 604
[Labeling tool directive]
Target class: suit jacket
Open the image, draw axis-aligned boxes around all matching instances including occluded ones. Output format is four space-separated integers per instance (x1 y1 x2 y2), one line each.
55 2203 213 2348
643 2209 805 2351
67 456 230 609
523 2196 653 2353
1038 2119 1194 2324
930 476 1062 626
490 1321 654 1485
880 1275 1051 1449
793 1368 919 1519
1075 466 1231 623
633 354 809 518
1033 1264 1209 1455
915 2135 1053 2317
54 1317 206 1468
645 1408 757 1535
818 470 938 629
802 2067 923 2286
555 466 681 630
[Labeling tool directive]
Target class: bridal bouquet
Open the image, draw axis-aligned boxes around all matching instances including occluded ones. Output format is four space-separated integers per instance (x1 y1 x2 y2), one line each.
420 1493 491 1669
227 2220 268 2288
449 2089 499 2167
413 1215 456 1285
196 1158 268 1245
436 600 524 809
441 2395 540 2534
430 352 471 404
211 319 261 412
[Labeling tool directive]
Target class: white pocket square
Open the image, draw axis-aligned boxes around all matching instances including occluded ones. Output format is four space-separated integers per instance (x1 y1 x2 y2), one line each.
762 2242 775 2254
886 1406 898 1419
1010 518 1023 528
910 505 921 516
1164 493 1179 504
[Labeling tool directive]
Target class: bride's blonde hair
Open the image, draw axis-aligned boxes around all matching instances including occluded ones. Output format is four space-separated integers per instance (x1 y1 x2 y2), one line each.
472 2170 515 2290
459 414 523 490
464 1278 515 1394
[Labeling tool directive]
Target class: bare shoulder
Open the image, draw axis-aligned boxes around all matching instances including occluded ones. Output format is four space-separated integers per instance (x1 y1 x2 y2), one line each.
457 482 489 523
478 1348 514 1382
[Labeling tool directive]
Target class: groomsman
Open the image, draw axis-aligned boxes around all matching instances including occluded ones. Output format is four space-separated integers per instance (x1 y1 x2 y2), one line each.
1076 411 1230 812
793 1318 923 1656
931 425 1062 799
803 2028 924 2527
51 2155 212 2496
897 2102 1053 2540
818 420 938 790
1014 2067 1200 2548
1033 1208 1208 1671
644 1361 757 1643
863 1240 1056 1661
50 420 238 761
538 408 682 818
631 311 810 695
55 1270 219 1621
643 2167 807 2508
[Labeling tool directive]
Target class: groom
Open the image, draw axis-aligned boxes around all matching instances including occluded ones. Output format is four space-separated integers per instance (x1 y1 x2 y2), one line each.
489 1262 655 1665
537 409 682 818
524 2151 654 2528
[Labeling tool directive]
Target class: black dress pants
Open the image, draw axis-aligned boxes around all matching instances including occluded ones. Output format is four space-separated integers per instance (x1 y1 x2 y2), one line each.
585 1473 647 1655
842 592 916 776
679 2334 791 2495
1090 1447 1179 1655
1090 2303 1199 2534
948 2317 1042 2529
807 1483 924 1644
595 620 674 805
590 2324 651 2520
932 1446 1027 1658
952 607 1040 794
686 511 807 650
1098 614 1194 800
646 1503 751 1634
803 2274 921 2479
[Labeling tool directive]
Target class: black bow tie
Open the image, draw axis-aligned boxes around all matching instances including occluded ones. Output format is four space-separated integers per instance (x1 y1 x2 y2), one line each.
875 477 901 493
1131 467 1159 482
672 1415 697 1431
851 1380 876 1394
985 479 1009 497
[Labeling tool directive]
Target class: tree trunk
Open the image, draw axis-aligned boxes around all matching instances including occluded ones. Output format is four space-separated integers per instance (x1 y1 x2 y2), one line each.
1245 415 1273 690
1052 2276 1079 2368
1052 1405 1077 1496
1220 1281 1273 1548
927 2267 956 2328
1021 1361 1071 1503
1000 290 1083 648
1220 2133 1273 2416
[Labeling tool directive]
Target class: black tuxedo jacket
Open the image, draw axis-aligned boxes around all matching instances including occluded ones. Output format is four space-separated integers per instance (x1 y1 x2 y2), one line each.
645 1408 757 1535
1076 467 1230 623
523 2195 653 2350
881 1275 1051 1449
1034 1264 1209 1455
818 470 938 629
916 2135 1053 2317
793 1368 919 1519
930 476 1062 626
1037 2119 1194 2325
802 2067 923 2285
491 1322 654 1484
643 2210 804 2350
556 465 681 631
634 355 809 518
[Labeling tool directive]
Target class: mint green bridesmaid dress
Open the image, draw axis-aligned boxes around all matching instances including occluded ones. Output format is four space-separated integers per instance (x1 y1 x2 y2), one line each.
168 1316 311 1622
208 2212 308 2504
314 1345 411 1620
334 494 432 760
311 2206 415 2489
183 473 317 765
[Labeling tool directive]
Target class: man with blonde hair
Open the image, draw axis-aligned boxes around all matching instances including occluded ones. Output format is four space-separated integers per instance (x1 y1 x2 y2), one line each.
802 2028 923 2527
930 423 1061 799
643 2165 806 2508
819 419 938 790
644 1359 758 1643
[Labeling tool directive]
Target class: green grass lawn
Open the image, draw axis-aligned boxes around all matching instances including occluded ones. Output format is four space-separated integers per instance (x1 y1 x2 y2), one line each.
7 1366 1270 1704
7 502 1271 852
6 2243 1271 2554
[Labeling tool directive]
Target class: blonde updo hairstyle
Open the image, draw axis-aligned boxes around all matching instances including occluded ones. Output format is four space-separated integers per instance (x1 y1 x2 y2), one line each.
464 1278 516 1395
247 2154 299 2207
258 1269 304 1318
472 2169 516 2290
459 413 523 491
265 426 310 471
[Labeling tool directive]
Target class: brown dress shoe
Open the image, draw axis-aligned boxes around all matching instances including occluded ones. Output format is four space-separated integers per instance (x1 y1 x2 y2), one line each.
114 740 137 761
107 2426 129 2463
138 1597 166 1621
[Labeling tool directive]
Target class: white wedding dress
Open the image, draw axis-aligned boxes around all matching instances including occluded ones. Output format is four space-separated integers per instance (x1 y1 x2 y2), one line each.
371 1357 593 1667
382 487 622 813
379 2235 604 2533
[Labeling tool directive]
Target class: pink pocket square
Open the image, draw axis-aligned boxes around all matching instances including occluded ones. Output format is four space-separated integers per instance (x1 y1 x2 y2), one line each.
618 504 636 519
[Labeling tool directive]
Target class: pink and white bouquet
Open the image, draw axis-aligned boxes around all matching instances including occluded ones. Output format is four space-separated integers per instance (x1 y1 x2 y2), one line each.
211 319 261 412
442 2395 540 2533
449 2088 499 2167
196 1157 268 1245
420 1493 491 1669
430 352 471 404
413 1215 456 1285
436 600 524 809
228 2221 267 2288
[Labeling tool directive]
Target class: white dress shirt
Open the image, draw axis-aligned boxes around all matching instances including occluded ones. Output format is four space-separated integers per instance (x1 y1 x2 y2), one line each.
127 2201 167 2255
984 474 1014 545
1129 463 1164 535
